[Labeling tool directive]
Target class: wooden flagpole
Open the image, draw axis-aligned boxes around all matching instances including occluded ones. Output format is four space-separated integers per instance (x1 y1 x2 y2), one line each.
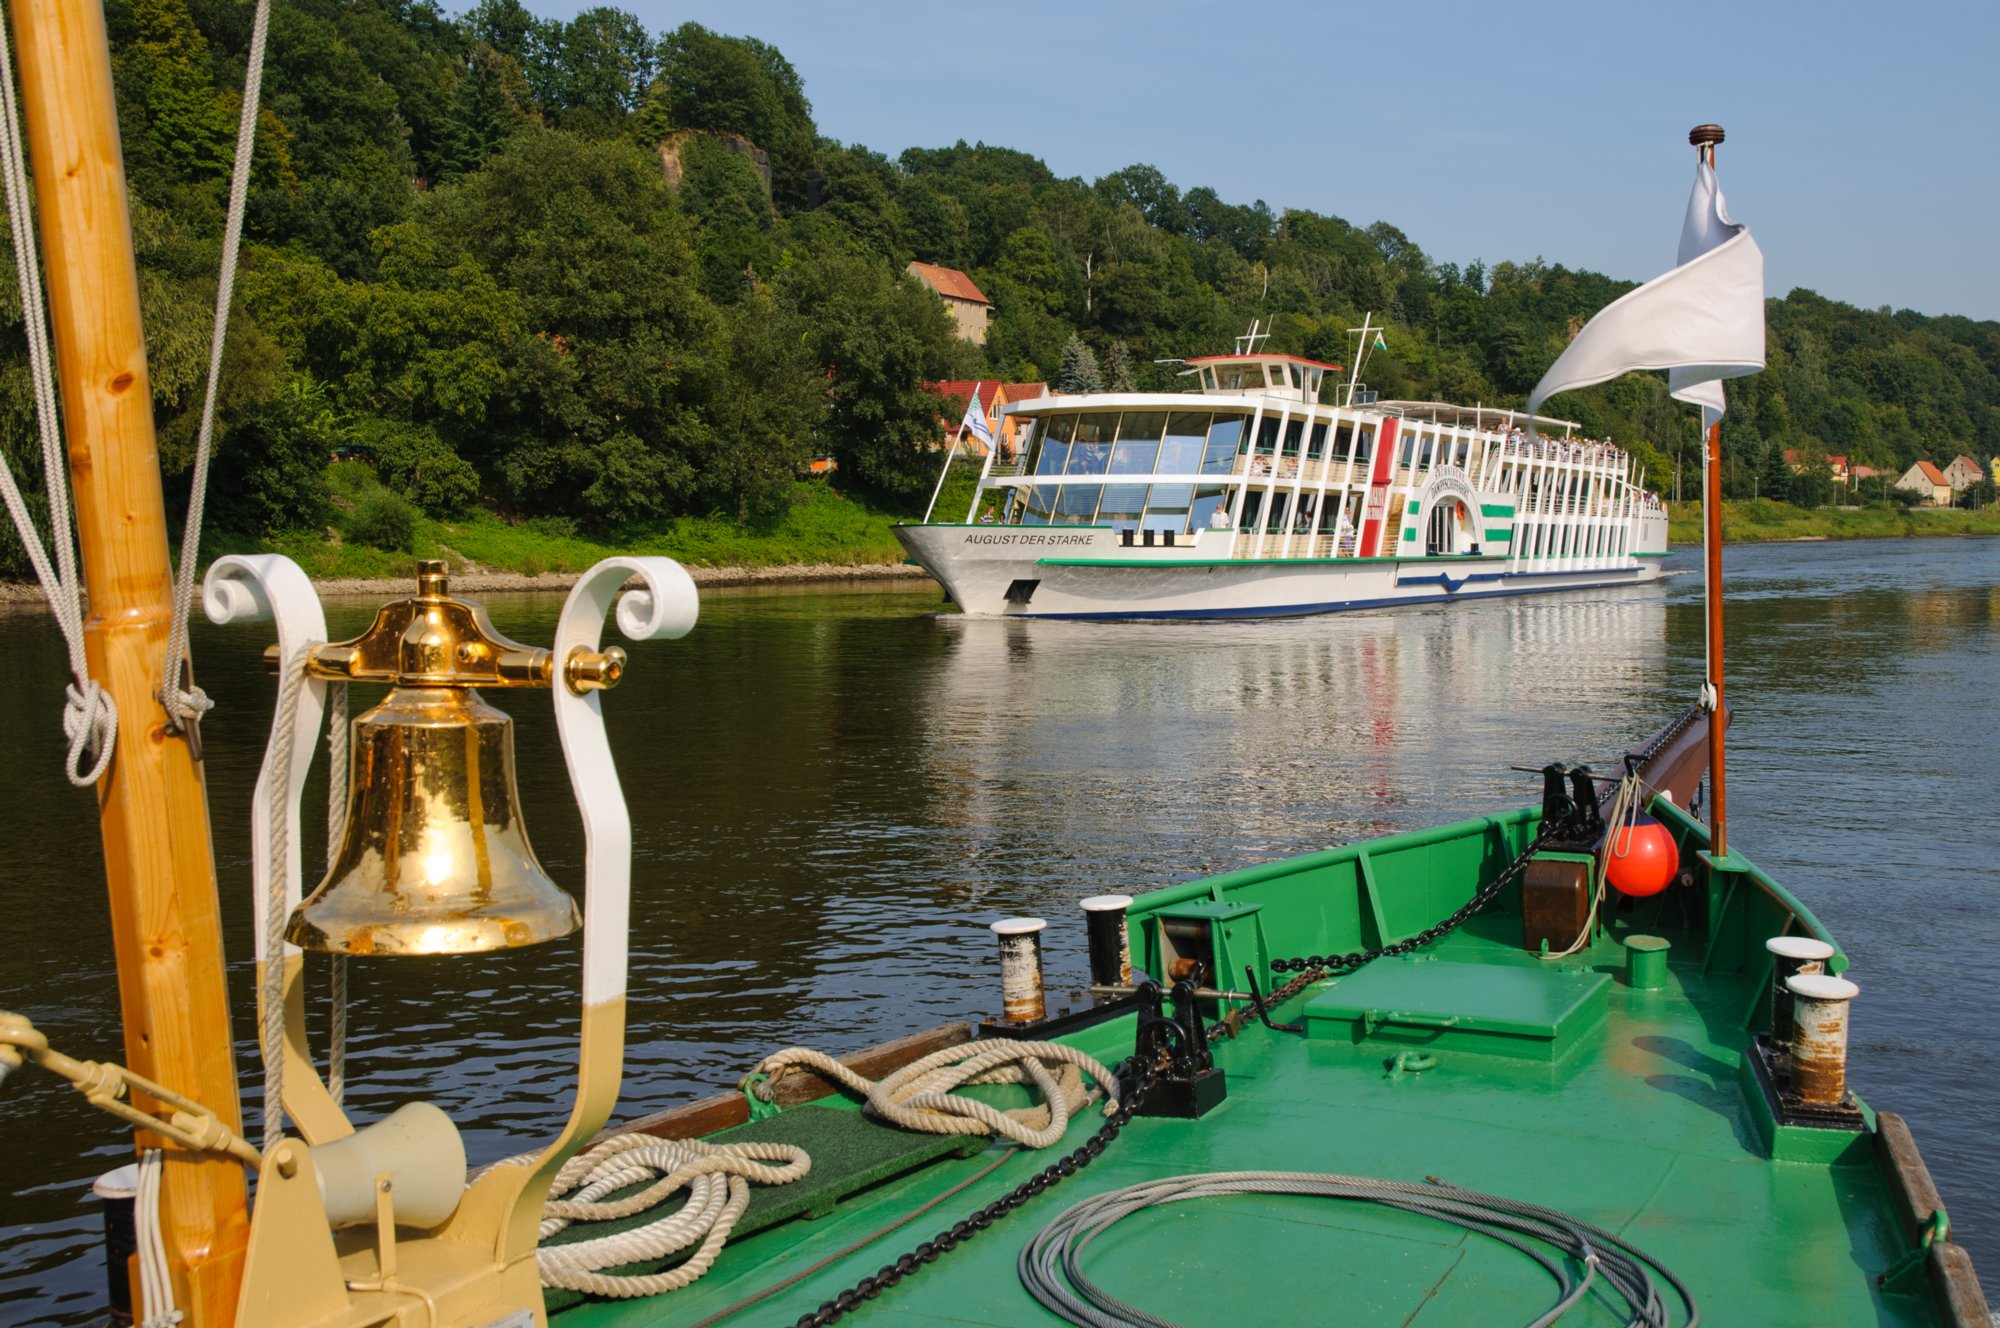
9 0 248 1319
1690 123 1730 858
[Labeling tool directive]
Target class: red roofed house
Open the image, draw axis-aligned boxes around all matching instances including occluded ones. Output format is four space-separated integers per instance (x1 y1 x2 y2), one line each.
1781 450 1850 484
906 261 992 344
1942 454 1983 492
927 380 1047 462
1895 460 1950 506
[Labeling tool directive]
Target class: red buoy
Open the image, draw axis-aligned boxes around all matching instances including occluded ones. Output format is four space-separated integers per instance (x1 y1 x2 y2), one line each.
1605 814 1680 897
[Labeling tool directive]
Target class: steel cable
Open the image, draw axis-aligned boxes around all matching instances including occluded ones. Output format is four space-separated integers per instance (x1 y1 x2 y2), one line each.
1019 1171 1697 1328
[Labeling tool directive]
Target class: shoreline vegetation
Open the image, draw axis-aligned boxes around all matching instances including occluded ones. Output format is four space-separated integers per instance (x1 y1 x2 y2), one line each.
1663 499 2000 544
2 496 1992 606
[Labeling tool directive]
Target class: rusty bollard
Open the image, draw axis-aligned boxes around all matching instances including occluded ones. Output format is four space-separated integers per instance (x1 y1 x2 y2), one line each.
1080 895 1134 988
1765 936 1834 1043
1786 973 1859 1104
991 917 1048 1024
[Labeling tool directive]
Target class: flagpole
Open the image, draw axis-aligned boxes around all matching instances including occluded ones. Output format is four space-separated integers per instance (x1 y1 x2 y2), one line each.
1691 122 1730 858
922 420 968 524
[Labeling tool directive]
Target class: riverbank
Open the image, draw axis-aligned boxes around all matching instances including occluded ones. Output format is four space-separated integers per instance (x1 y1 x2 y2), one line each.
1665 498 2000 543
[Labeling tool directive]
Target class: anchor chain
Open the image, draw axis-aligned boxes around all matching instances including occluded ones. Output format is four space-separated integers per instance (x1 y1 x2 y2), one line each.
791 1055 1158 1328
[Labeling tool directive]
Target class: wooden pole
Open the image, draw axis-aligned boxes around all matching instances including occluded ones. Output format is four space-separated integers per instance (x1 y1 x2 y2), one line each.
1690 124 1729 858
8 0 248 1320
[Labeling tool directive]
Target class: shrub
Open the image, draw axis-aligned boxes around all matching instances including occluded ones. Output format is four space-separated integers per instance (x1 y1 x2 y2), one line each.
346 489 420 552
354 419 481 516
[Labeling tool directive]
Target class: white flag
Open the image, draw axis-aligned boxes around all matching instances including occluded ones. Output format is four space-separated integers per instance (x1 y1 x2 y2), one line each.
1529 160 1764 429
960 386 996 452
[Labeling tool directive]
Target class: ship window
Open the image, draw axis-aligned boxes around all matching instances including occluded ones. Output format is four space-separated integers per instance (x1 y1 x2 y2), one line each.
1201 368 1217 389
1099 484 1147 525
1188 484 1228 530
1142 484 1191 531
1110 412 1165 473
1289 364 1305 389
1307 422 1328 459
1159 412 1209 473
1022 486 1055 524
1418 435 1435 469
1032 416 1075 475
1215 363 1262 391
1054 484 1102 523
1353 427 1374 465
1067 413 1116 474
1204 417 1245 473
1254 416 1281 455
1281 420 1304 457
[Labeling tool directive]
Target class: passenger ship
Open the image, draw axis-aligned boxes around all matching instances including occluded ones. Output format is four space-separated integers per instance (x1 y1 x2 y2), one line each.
897 331 1670 618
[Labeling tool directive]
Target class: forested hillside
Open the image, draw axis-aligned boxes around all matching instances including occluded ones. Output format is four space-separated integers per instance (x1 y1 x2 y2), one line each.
3 0 1997 572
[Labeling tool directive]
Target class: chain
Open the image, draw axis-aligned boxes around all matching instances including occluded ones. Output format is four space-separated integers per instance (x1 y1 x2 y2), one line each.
1269 821 1559 976
791 1055 1157 1328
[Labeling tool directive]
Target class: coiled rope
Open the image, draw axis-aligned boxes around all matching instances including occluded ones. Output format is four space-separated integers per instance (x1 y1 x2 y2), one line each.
521 1041 1121 1300
529 1134 812 1299
749 1040 1123 1148
1020 1171 1699 1328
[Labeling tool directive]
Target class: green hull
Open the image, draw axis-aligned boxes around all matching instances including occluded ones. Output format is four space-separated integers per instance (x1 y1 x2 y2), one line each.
554 797 1983 1326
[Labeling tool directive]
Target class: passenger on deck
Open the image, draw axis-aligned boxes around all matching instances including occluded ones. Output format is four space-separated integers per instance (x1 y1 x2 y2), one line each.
1209 505 1233 529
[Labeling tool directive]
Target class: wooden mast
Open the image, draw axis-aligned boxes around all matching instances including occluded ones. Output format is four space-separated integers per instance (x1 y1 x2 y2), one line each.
1690 123 1730 858
8 0 248 1319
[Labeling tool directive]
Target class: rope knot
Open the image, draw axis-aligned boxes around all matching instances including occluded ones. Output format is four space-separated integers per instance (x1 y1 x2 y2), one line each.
159 679 214 728
62 678 117 786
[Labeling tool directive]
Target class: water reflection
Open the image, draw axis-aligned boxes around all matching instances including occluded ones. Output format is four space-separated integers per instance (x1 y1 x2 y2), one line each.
0 539 1994 1321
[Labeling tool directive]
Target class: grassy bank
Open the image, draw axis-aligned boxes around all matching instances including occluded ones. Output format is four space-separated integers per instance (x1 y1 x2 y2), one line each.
205 481 915 581
1665 499 2000 544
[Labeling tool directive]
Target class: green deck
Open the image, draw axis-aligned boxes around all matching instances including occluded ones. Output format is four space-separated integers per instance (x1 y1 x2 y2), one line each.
554 804 1968 1326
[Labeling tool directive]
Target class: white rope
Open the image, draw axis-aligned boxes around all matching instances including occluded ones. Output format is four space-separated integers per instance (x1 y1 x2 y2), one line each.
324 680 348 1105
134 1150 183 1328
0 9 115 786
259 647 310 1149
1539 771 1653 961
750 1040 1122 1150
158 0 271 730
514 1041 1118 1299
523 1134 811 1299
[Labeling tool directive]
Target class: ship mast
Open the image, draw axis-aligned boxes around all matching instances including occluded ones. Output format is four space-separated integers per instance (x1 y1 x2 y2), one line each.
10 0 247 1318
1690 123 1731 858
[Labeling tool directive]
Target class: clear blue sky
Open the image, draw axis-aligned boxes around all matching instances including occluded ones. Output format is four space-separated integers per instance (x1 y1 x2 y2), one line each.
529 0 2000 321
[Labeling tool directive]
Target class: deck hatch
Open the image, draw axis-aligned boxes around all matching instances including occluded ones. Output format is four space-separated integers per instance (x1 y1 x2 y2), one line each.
1305 958 1609 1061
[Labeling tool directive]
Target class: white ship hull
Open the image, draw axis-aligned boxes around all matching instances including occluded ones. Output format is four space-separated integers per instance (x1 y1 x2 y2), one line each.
896 525 1668 619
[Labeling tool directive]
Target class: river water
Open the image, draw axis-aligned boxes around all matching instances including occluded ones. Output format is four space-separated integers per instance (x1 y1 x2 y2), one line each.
1 537 1994 1321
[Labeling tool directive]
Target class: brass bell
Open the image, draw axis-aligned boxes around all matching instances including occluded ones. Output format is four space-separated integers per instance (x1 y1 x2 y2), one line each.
279 562 621 956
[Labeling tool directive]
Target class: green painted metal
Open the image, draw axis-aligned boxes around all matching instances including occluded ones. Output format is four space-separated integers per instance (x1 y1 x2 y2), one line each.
554 805 1967 1327
1305 958 1611 1062
1624 934 1671 990
1480 502 1516 516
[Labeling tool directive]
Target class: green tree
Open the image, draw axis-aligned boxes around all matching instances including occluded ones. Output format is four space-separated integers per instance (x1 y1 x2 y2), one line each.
1102 340 1136 392
1057 334 1102 394
777 247 957 501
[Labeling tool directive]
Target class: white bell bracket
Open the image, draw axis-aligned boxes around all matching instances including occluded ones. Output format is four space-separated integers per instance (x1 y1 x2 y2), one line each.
204 554 698 1266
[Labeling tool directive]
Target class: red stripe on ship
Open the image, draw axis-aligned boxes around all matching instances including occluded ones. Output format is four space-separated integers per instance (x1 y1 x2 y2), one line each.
1357 418 1399 558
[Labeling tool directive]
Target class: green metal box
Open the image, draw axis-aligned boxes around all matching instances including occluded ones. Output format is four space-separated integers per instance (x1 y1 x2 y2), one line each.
1304 957 1610 1062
